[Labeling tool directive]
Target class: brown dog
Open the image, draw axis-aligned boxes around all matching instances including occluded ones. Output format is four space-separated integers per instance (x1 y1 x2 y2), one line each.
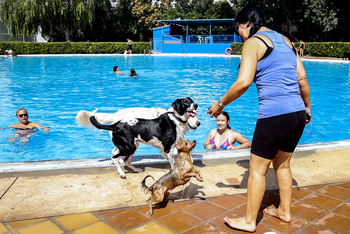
141 139 203 216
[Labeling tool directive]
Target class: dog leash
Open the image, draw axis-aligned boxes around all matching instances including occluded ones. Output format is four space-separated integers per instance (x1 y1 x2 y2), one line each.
304 120 312 135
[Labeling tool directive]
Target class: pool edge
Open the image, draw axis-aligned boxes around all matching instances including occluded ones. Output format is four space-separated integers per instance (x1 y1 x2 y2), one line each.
1 139 349 173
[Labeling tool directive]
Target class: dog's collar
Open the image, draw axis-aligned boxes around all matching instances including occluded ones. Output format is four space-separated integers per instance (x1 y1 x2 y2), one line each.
167 112 187 124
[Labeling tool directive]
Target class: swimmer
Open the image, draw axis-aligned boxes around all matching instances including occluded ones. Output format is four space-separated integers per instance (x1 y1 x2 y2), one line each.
0 108 49 143
129 68 138 77
113 66 125 74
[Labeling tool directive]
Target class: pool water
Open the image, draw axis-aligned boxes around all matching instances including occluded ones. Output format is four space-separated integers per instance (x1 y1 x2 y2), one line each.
0 55 349 163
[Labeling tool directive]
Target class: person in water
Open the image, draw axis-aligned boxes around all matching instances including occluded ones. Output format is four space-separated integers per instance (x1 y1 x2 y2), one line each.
129 68 138 77
204 111 251 150
1 108 49 131
0 108 49 143
113 66 124 74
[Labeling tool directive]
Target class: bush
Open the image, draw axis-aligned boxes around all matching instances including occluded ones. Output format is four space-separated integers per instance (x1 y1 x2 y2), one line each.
231 42 350 58
0 42 151 55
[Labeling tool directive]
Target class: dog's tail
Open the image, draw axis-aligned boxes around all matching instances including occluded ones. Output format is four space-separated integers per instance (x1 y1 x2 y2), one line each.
89 109 116 131
141 175 154 193
76 110 117 129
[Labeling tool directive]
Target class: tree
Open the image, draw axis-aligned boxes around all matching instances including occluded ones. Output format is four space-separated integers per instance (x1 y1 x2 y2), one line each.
0 0 114 42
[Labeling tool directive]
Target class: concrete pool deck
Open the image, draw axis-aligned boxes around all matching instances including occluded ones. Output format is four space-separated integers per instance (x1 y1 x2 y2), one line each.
0 141 350 233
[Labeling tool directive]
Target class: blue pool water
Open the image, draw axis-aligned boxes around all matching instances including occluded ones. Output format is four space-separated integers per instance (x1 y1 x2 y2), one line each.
0 55 349 163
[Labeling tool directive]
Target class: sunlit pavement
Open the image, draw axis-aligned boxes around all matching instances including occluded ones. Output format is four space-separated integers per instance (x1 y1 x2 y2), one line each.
1 143 350 234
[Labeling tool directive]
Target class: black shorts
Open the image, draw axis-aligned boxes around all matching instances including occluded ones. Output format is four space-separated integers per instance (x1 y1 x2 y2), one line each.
251 110 306 160
128 45 132 50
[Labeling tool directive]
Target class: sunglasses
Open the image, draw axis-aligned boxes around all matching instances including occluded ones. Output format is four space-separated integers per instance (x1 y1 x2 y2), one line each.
18 114 28 118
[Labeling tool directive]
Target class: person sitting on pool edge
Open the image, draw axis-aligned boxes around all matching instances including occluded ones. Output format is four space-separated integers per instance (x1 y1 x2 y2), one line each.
113 66 125 74
129 68 138 77
204 111 251 150
0 108 49 132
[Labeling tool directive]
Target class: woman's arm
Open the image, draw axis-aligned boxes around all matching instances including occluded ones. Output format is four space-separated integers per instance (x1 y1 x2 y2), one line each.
208 38 259 117
228 131 251 150
296 54 311 124
204 129 215 150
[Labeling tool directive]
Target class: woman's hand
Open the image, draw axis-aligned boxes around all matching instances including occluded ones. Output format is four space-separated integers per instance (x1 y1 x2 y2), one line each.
305 108 311 124
207 101 223 118
205 144 214 150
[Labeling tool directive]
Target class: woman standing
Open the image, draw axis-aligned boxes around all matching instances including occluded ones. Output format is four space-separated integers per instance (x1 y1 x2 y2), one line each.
207 4 311 232
204 111 251 150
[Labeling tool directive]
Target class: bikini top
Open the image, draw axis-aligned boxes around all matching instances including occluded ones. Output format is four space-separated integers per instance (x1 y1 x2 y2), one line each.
254 35 297 60
210 130 231 150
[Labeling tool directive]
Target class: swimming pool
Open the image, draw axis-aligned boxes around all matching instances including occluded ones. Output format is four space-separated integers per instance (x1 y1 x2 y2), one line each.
0 55 349 163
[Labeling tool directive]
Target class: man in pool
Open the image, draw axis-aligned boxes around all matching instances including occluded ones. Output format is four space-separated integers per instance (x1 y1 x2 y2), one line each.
1 108 49 142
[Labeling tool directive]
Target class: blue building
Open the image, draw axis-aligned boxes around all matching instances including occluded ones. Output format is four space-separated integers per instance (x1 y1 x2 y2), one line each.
152 19 243 54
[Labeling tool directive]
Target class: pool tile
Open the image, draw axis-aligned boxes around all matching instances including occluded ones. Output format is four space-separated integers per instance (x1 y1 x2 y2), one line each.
183 223 230 234
171 199 202 209
305 184 327 191
127 222 174 234
184 201 227 220
317 185 350 200
315 213 350 233
17 221 63 234
207 195 247 209
8 218 47 229
333 202 350 218
157 210 202 233
0 223 9 233
302 193 342 210
105 210 150 231
261 191 281 207
232 203 268 220
297 224 337 234
291 202 327 221
135 203 179 219
96 208 130 218
261 216 309 233
291 188 312 200
73 221 119 234
337 181 350 190
55 213 99 230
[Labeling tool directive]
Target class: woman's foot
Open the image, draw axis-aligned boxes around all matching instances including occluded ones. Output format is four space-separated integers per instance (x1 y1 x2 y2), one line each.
223 216 256 232
264 208 291 223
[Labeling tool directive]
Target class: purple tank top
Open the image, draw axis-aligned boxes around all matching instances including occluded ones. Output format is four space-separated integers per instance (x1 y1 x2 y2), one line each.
253 31 305 119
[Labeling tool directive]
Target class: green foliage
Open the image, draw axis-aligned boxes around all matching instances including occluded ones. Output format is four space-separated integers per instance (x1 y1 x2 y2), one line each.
0 0 114 42
0 42 150 54
297 42 350 58
229 42 350 58
1 0 350 42
231 42 243 55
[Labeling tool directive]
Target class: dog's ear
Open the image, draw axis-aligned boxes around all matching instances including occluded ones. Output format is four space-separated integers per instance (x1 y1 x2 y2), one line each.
172 98 192 116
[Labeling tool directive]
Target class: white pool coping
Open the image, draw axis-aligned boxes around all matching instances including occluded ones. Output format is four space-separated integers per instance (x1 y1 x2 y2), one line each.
0 140 349 173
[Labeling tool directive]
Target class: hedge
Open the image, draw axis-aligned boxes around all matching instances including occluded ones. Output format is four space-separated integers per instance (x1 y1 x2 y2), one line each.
231 42 350 58
0 42 151 55
1 41 350 58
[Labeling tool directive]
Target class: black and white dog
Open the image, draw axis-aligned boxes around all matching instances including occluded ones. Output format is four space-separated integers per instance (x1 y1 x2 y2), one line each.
82 98 200 178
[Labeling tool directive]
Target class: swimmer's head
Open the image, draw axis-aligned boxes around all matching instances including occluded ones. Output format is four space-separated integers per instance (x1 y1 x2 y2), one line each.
113 66 119 72
129 68 137 76
16 108 29 123
16 108 28 116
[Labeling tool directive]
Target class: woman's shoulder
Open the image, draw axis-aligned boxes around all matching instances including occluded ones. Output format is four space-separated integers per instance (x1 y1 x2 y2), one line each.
228 129 242 137
208 129 217 135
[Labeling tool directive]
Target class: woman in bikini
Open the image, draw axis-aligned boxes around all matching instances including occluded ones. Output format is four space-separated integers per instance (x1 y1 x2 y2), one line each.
204 111 251 150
